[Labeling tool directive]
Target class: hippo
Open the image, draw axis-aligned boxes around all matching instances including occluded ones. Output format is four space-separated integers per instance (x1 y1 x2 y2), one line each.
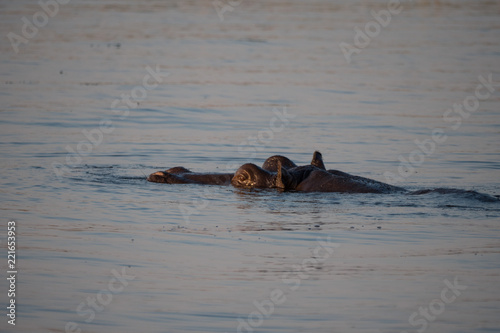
298 151 405 193
147 152 498 200
261 151 325 172
232 151 404 193
147 166 233 185
231 151 326 190
292 167 405 193
230 162 315 190
147 154 302 186
230 163 282 189
148 151 399 193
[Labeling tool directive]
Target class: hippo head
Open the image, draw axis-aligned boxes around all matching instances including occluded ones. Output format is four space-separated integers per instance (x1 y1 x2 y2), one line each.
165 166 191 174
262 151 325 172
231 163 273 188
231 162 295 190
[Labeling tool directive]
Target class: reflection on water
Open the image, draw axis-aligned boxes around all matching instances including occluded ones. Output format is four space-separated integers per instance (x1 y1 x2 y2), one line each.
1 0 500 332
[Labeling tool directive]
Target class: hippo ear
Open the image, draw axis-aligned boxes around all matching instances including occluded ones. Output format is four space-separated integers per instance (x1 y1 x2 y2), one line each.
311 151 326 170
275 161 292 190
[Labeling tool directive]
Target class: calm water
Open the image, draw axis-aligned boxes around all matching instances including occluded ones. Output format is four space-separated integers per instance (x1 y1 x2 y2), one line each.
1 1 500 332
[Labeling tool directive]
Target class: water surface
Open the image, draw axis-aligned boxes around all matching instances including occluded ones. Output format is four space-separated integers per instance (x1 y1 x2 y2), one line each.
1 1 500 332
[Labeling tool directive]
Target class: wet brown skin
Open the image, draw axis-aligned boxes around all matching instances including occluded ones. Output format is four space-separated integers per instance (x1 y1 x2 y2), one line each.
231 152 324 190
261 155 297 172
148 151 406 193
294 169 404 193
147 152 499 198
261 151 325 172
230 163 279 189
148 154 301 187
147 167 233 185
290 151 404 193
232 151 405 193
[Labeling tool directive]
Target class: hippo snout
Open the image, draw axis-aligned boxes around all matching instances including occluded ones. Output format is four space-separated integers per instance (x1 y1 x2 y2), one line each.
147 171 168 183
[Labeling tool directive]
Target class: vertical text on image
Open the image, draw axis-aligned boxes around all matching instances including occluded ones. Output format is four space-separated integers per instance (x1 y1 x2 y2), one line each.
7 220 17 326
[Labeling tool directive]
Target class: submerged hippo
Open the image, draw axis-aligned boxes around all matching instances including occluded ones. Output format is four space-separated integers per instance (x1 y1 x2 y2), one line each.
232 151 404 193
148 151 403 193
291 167 405 193
147 154 302 186
147 166 233 185
147 151 498 199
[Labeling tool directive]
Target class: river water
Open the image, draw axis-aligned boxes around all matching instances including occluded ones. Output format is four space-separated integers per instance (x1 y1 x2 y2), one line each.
1 1 500 332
